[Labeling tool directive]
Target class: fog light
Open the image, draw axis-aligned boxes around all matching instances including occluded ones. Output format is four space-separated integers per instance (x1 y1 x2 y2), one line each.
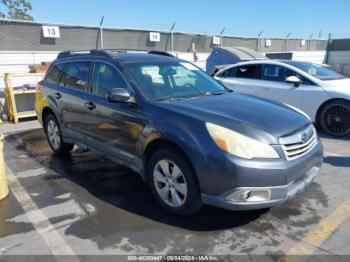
227 189 271 202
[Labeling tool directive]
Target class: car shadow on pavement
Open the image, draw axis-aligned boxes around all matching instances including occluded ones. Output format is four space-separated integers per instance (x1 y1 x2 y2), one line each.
323 156 350 168
5 128 268 232
317 130 350 141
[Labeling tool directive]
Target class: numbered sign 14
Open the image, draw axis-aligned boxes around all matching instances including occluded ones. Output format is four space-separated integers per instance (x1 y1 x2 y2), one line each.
149 32 160 42
42 26 60 38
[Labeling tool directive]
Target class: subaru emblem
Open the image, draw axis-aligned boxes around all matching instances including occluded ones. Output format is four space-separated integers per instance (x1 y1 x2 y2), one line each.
301 133 308 142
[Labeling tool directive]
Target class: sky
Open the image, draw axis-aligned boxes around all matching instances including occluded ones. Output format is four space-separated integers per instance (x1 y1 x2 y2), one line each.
5 0 350 38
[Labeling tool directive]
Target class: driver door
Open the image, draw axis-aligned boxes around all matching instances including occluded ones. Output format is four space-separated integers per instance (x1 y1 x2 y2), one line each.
84 61 147 165
256 64 302 108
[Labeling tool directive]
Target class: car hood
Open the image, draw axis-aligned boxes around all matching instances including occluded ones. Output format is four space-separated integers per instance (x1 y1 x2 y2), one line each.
321 78 350 97
158 93 310 144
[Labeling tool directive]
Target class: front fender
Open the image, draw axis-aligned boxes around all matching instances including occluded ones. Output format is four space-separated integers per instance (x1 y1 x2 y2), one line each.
137 122 210 183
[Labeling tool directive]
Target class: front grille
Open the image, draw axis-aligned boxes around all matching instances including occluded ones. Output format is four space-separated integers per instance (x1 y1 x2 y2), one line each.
280 125 318 161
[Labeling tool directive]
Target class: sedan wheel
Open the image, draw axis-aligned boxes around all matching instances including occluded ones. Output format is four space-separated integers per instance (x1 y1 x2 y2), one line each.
153 159 187 207
320 101 350 137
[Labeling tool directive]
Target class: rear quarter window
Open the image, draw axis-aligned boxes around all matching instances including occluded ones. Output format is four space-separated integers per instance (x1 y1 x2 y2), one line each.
46 63 64 84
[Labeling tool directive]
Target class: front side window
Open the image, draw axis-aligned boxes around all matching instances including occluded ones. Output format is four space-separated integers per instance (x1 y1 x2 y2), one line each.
60 61 91 91
46 63 64 84
91 62 128 97
126 61 227 101
236 65 261 79
285 69 314 85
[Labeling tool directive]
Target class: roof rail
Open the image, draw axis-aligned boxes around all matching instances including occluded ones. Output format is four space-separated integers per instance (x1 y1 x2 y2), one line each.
148 50 175 57
56 49 120 59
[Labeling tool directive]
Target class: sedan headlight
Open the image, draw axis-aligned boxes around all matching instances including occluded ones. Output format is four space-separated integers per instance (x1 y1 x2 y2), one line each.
206 123 280 159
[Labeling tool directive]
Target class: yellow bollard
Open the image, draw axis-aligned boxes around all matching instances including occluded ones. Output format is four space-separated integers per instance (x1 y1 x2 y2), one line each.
0 134 9 200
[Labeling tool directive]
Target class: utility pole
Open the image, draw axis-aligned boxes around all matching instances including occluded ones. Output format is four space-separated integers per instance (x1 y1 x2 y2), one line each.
219 27 226 47
170 22 176 53
99 16 104 49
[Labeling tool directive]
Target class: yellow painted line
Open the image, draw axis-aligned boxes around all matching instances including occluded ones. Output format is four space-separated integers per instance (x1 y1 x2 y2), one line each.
283 199 350 259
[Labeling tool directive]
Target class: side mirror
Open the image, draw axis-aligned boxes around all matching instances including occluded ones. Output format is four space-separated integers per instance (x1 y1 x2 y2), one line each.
107 88 131 103
286 76 302 87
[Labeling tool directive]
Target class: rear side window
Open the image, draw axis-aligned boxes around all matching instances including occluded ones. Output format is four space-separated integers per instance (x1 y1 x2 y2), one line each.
262 65 285 81
91 62 129 97
236 65 261 79
46 63 64 84
60 61 91 91
217 67 236 78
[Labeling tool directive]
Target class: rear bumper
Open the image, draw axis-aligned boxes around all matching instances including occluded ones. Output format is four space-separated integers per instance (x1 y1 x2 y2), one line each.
201 141 323 211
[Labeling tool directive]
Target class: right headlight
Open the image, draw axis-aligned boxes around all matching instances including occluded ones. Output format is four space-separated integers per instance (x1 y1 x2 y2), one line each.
206 123 280 160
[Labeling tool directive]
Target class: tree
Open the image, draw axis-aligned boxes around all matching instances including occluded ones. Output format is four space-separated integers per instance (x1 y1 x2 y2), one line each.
0 0 33 21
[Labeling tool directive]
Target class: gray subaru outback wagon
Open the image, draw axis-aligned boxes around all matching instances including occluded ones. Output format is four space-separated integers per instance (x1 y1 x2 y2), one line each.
35 50 323 215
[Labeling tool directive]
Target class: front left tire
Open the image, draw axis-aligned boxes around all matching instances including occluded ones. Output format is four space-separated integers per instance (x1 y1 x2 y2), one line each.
147 147 202 216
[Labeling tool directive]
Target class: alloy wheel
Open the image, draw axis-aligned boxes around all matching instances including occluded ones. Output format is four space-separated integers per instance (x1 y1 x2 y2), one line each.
322 104 350 136
153 159 188 207
47 119 61 150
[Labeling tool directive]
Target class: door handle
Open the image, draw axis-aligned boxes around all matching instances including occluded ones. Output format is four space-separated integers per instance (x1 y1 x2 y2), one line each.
54 92 62 99
85 101 96 110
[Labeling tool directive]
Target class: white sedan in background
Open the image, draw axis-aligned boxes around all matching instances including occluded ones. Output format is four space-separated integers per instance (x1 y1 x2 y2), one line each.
214 60 350 137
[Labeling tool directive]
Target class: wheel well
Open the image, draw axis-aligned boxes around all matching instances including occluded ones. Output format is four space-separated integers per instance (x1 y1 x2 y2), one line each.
41 107 56 131
143 138 198 181
315 98 350 126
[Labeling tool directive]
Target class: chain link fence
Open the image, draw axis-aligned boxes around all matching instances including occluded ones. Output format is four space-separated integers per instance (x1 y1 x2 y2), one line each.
0 19 329 53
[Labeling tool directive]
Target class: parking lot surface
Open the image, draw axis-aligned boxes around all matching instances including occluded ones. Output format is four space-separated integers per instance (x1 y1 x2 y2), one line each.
0 121 349 260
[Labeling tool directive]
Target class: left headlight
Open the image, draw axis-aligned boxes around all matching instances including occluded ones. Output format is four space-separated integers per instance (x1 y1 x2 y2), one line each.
206 123 280 160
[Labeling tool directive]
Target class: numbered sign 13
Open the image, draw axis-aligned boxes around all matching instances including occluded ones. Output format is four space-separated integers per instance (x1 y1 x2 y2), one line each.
42 26 60 38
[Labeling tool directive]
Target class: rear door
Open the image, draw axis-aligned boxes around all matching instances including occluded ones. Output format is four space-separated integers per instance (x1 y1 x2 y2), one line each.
216 64 261 95
56 60 92 143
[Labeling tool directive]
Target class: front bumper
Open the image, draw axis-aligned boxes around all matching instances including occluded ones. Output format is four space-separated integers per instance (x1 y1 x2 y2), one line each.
200 140 323 211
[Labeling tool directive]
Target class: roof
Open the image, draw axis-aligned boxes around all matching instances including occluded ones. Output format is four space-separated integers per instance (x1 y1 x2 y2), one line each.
56 49 181 64
115 52 182 64
215 46 267 60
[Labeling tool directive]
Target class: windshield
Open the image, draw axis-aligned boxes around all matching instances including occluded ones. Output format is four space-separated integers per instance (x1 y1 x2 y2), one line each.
125 61 228 101
284 61 346 81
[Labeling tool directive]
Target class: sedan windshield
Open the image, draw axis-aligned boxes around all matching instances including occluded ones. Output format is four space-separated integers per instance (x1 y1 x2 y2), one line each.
284 61 346 81
125 61 228 101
